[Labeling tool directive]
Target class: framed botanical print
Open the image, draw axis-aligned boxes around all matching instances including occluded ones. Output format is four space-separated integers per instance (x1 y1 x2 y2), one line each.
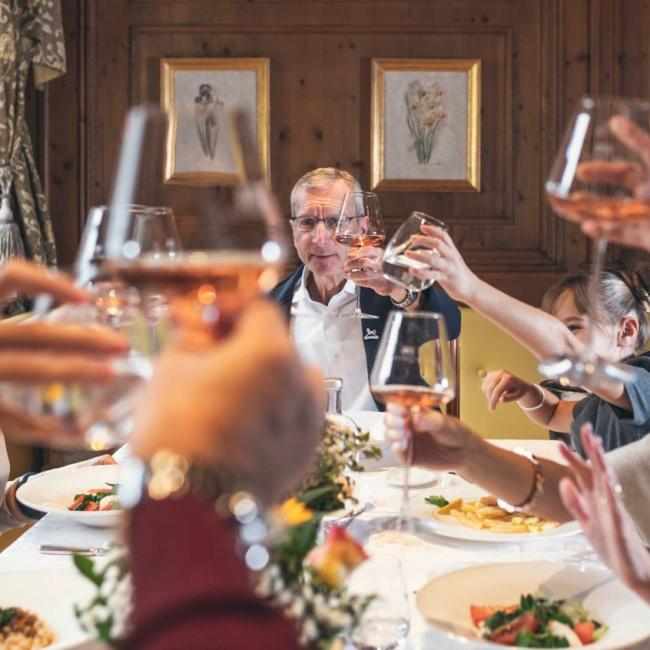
160 58 270 185
371 59 481 191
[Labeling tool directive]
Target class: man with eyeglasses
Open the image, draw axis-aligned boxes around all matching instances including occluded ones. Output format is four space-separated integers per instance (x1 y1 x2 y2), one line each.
271 167 460 411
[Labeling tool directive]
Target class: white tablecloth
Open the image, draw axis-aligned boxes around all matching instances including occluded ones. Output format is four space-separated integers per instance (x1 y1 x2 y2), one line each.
0 438 624 649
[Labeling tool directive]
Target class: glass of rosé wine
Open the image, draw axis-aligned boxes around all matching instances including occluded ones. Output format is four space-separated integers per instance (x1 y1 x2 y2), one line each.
370 311 455 530
335 191 386 319
541 96 650 387
102 105 287 344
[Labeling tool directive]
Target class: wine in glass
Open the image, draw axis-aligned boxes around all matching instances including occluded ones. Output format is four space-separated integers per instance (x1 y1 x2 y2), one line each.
370 311 455 529
335 191 385 319
541 96 650 386
103 105 287 345
382 212 449 292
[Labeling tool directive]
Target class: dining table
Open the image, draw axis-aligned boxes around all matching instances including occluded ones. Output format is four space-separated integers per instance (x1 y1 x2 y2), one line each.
0 414 645 649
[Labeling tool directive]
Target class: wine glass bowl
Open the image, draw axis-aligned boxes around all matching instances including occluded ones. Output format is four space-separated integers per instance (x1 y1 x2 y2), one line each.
101 106 287 340
335 191 386 319
382 212 449 293
541 96 650 386
370 311 456 529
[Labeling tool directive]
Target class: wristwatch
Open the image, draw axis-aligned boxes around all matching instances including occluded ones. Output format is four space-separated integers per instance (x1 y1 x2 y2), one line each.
391 288 420 309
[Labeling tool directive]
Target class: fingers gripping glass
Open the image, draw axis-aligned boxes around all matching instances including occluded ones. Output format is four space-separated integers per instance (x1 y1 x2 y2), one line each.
370 311 456 531
541 96 650 387
382 212 449 292
334 191 386 319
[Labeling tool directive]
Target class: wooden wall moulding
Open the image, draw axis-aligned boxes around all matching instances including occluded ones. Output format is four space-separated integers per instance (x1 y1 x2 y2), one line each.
42 0 650 305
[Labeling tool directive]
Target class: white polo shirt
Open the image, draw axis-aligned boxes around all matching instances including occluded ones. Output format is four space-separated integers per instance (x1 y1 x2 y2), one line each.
290 269 378 411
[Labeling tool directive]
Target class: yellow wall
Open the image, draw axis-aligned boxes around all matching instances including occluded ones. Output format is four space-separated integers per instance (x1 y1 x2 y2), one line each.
458 308 548 440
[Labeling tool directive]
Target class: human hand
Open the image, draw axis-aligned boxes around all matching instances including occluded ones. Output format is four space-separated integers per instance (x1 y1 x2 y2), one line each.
402 223 479 302
0 259 87 304
553 116 650 252
342 245 403 299
559 424 650 603
131 300 324 503
384 402 485 474
0 262 128 445
481 369 535 411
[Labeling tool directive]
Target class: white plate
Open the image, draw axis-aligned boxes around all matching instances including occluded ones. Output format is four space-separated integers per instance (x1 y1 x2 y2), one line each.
386 466 438 488
0 569 95 649
417 561 650 649
410 483 581 542
17 465 123 528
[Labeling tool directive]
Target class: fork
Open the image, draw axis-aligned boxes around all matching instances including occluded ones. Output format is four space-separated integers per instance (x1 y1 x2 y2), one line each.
39 543 112 556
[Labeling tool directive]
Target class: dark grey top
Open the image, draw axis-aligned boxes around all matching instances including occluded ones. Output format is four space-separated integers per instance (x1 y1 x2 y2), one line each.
571 354 650 456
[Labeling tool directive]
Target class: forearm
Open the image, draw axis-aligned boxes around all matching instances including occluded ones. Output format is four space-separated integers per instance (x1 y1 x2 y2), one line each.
461 438 573 522
464 279 581 360
1 480 31 528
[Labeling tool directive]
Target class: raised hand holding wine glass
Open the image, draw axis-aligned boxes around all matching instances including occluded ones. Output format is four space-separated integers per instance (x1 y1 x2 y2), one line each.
335 191 386 319
541 96 650 387
370 311 456 529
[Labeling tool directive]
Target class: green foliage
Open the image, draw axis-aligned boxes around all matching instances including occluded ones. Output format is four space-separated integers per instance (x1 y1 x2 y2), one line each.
73 554 103 587
0 608 16 628
424 495 449 507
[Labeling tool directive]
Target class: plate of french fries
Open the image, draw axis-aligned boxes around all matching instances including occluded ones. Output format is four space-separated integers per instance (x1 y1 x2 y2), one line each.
410 485 581 542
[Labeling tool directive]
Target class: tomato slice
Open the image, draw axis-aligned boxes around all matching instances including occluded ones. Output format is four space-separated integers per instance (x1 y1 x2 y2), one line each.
490 611 539 645
84 502 100 511
574 621 595 645
68 496 85 511
470 605 517 627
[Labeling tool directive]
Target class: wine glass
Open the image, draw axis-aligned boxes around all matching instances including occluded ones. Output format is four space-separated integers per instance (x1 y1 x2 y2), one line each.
382 212 449 291
541 96 650 386
76 204 182 353
346 554 410 649
335 191 386 319
369 311 455 530
102 105 287 348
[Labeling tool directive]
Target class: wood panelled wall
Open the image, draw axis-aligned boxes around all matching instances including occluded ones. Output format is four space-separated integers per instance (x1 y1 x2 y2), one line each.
35 0 650 303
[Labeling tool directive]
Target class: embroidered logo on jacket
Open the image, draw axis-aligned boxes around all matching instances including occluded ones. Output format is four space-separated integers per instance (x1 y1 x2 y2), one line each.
363 328 379 340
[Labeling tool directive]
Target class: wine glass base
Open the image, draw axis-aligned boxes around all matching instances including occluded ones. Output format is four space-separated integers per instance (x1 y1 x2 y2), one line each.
538 354 637 387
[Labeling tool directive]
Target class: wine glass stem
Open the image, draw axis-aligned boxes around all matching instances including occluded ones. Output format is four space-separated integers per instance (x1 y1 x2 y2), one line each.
398 408 416 529
585 238 607 356
354 284 363 316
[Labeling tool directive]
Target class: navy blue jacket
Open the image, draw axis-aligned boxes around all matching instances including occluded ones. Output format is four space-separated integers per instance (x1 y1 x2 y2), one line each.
270 265 461 410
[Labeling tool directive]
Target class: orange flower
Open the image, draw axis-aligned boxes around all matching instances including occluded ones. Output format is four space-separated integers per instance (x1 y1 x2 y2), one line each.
306 525 368 589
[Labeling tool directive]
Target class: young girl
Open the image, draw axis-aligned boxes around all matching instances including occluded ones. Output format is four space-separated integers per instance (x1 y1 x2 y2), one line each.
406 223 650 453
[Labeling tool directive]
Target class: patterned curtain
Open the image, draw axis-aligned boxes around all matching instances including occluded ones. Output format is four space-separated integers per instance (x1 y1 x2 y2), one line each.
0 0 66 267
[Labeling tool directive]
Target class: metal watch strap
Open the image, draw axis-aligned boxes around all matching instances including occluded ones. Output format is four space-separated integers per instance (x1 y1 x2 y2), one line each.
391 288 420 309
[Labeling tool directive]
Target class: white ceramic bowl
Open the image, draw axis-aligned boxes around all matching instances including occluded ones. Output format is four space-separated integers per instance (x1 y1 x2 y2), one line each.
417 560 650 649
17 464 123 528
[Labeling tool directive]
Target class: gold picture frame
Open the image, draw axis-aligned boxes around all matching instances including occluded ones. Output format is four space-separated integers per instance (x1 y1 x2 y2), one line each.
161 57 270 185
371 58 481 192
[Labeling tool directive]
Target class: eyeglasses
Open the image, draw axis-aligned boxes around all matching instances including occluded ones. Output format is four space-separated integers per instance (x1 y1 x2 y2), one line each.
291 217 340 233
290 216 339 233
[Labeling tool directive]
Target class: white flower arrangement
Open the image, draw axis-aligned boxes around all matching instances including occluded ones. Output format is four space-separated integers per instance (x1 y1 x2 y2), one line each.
73 546 132 646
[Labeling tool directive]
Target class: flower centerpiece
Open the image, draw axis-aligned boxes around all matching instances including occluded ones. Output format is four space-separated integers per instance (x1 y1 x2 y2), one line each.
72 416 381 648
